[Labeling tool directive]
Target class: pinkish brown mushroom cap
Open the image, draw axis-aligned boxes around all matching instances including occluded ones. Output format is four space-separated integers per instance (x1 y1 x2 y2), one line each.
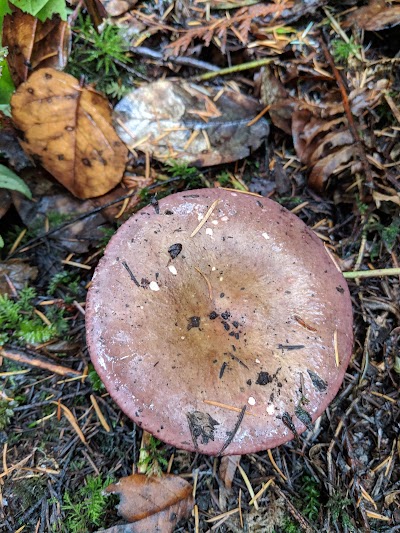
86 188 353 455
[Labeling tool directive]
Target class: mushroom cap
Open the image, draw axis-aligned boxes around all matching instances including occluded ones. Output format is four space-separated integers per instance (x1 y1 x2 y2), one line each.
86 188 353 455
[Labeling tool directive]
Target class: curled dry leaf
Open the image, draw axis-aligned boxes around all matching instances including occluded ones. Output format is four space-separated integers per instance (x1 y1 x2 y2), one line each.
2 7 71 87
11 68 128 199
104 473 194 533
114 80 269 166
261 69 389 190
345 0 400 31
292 109 357 191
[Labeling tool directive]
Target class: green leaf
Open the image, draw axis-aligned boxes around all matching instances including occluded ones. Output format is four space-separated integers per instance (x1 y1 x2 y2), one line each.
0 164 32 198
0 104 11 117
0 2 12 34
9 0 67 21
0 235 4 248
0 60 15 104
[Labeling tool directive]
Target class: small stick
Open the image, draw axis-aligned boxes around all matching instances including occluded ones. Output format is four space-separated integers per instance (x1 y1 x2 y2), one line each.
273 484 314 533
194 58 273 81
267 449 287 481
190 199 221 237
90 394 111 432
219 405 246 455
320 31 373 187
333 330 340 367
0 348 81 377
343 267 400 279
203 399 257 416
194 267 213 300
238 463 258 510
121 261 140 287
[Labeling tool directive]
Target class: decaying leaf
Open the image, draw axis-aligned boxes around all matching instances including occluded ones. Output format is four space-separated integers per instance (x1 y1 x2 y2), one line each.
10 173 120 253
2 7 71 87
219 454 241 489
11 68 128 199
345 0 400 31
0 259 38 295
101 0 138 17
0 111 32 171
104 473 194 533
114 80 269 166
262 68 390 190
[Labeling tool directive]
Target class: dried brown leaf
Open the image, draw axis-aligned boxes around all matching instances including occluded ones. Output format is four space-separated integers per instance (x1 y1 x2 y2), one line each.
105 473 194 532
2 7 71 87
0 260 38 295
101 0 138 17
166 3 288 56
11 68 127 199
219 455 241 489
308 145 355 190
114 80 269 166
292 109 357 191
345 0 400 31
10 172 132 253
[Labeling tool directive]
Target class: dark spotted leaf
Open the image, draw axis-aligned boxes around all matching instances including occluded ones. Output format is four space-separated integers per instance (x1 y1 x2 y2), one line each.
11 68 128 199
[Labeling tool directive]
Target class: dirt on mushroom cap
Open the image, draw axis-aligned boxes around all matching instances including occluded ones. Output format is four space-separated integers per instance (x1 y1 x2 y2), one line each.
85 188 353 455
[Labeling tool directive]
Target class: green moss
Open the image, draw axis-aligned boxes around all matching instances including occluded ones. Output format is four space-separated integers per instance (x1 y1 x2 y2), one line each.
0 399 14 430
62 475 115 533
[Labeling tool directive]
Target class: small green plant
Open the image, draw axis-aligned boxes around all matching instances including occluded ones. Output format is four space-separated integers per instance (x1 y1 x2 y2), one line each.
47 271 82 300
299 475 321 522
62 475 114 533
138 436 168 476
215 170 232 187
326 493 355 531
67 16 131 96
281 517 301 533
0 287 67 345
0 164 31 247
164 160 200 180
331 37 361 64
0 399 14 430
88 364 106 392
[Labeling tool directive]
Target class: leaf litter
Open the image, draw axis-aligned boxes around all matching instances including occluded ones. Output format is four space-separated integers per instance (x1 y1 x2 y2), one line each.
1 0 400 531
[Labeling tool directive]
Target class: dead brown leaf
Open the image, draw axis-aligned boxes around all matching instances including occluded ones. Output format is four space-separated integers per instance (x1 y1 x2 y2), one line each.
219 455 241 490
0 259 38 295
345 0 400 31
292 109 357 190
114 80 269 166
104 473 194 533
11 172 118 253
11 68 128 199
101 0 138 17
2 7 71 87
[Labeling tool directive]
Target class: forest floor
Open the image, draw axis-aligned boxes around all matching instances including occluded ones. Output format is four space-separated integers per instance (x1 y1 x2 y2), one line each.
0 1 399 532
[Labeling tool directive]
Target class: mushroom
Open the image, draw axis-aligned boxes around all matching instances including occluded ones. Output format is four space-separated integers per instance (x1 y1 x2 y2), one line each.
86 188 353 455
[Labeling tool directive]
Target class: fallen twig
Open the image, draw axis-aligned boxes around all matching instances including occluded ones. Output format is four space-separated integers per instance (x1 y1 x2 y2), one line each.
343 267 400 279
1 348 82 377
